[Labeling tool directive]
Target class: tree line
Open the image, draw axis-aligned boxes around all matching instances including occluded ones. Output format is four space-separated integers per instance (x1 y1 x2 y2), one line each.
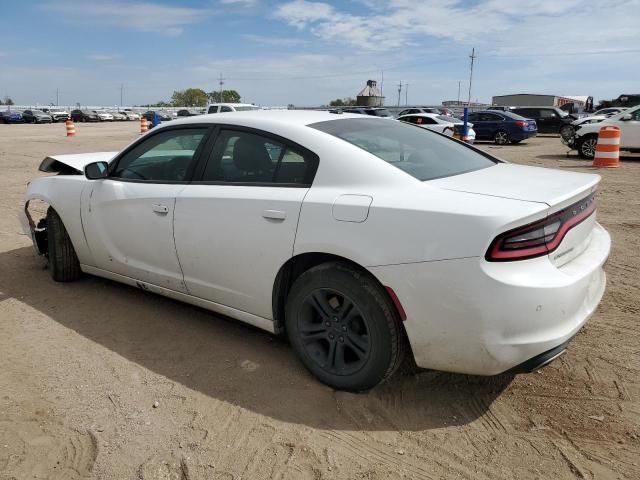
0 96 14 105
147 88 242 108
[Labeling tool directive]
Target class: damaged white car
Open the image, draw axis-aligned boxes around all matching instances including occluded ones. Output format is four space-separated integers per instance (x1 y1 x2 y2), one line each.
20 111 610 391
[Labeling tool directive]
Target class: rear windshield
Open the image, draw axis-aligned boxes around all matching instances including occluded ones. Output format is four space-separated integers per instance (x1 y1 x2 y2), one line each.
234 106 260 111
370 109 391 117
311 118 497 181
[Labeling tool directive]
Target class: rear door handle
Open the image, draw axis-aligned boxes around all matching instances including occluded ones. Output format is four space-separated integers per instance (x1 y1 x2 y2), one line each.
152 204 169 214
262 209 286 220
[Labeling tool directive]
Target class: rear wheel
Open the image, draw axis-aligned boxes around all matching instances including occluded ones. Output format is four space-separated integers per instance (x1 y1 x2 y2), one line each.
577 134 598 159
47 208 81 282
285 262 405 391
494 130 509 145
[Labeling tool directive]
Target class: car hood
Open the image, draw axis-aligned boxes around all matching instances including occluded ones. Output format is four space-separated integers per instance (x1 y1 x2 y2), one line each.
39 152 118 174
429 163 599 211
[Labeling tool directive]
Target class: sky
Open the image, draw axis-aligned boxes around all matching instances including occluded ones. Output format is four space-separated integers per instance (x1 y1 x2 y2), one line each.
1 0 638 107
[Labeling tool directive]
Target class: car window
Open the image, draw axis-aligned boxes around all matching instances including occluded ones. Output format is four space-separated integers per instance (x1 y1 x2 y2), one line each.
234 106 260 111
311 118 497 182
112 128 208 182
630 109 640 121
419 117 437 124
539 109 556 118
479 113 501 122
220 106 233 112
202 129 317 185
207 106 218 114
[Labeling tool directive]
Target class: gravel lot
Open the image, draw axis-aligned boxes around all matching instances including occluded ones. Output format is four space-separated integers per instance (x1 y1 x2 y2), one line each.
1 122 638 480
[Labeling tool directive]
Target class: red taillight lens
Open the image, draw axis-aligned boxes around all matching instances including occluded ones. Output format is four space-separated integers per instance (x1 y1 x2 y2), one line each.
486 194 596 261
514 120 527 128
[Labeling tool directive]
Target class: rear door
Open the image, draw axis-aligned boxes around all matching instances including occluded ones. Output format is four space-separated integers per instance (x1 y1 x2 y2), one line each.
174 127 319 319
81 126 211 291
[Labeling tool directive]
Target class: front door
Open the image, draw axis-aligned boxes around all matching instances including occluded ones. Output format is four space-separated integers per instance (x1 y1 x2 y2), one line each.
81 126 210 292
174 127 319 319
616 108 640 148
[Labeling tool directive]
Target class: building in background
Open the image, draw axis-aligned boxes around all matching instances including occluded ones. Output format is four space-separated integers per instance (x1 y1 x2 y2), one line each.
356 80 384 107
492 93 593 111
441 100 489 108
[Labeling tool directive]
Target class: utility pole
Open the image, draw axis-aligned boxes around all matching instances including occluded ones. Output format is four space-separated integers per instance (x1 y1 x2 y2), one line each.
457 81 461 105
120 83 124 107
218 73 225 103
467 47 476 106
405 83 409 106
397 80 402 106
56 88 59 106
380 71 384 98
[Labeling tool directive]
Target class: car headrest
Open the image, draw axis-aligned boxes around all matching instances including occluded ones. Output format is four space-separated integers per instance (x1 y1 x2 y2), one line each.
233 136 273 173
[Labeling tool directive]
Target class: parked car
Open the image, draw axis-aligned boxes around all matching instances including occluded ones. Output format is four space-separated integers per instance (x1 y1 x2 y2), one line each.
42 108 70 122
593 107 627 117
143 110 173 122
177 109 202 117
0 110 24 124
22 110 53 124
397 113 476 143
560 115 608 146
467 110 537 144
571 104 640 158
107 111 127 121
20 111 610 391
397 107 442 116
509 107 574 134
119 111 140 121
71 110 100 122
93 111 114 122
341 107 393 118
206 103 260 114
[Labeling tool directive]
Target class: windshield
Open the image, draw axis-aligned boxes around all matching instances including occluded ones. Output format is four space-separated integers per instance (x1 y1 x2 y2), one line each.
33 110 46 114
234 106 260 111
557 109 569 118
371 109 391 117
310 118 497 181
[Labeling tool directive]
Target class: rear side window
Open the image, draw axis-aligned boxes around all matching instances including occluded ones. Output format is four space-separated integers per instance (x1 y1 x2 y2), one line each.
310 118 497 182
220 106 233 112
202 129 318 185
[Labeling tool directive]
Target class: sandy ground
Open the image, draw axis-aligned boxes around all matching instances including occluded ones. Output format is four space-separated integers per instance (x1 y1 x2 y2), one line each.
0 122 638 480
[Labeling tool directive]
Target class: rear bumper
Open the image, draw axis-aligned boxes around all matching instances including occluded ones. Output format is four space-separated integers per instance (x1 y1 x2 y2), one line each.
369 222 610 375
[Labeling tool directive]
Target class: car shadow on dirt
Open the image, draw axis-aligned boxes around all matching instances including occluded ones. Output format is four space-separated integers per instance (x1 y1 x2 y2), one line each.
0 246 514 432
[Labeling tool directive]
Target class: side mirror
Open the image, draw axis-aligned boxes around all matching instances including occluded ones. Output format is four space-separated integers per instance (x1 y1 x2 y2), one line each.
84 161 109 180
621 113 632 121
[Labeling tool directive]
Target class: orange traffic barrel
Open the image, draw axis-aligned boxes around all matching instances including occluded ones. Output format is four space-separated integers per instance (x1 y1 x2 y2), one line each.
65 119 76 137
140 117 148 135
593 125 620 168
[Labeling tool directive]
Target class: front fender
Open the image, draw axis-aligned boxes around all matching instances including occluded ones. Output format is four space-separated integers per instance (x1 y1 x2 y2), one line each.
22 176 94 265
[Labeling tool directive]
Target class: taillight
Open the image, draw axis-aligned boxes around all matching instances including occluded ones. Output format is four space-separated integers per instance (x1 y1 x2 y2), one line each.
486 194 596 261
514 120 527 128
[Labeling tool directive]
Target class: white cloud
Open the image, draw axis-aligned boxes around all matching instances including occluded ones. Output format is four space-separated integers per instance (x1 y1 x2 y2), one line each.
43 1 209 36
275 0 334 28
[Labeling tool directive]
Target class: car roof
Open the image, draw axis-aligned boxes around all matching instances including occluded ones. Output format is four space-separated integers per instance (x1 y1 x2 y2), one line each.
207 103 258 107
155 110 367 128
398 113 440 118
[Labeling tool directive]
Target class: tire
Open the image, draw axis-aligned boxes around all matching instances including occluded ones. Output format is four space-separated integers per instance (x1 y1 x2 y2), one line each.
494 130 509 145
577 134 598 159
285 262 406 391
560 124 575 142
46 208 81 282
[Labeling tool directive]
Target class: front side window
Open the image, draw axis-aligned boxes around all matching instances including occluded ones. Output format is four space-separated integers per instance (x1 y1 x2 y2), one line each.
112 128 207 182
202 129 317 185
208 106 218 114
311 118 497 182
220 106 233 112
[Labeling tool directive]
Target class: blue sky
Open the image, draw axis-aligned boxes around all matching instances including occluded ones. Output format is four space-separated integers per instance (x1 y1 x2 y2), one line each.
1 0 638 107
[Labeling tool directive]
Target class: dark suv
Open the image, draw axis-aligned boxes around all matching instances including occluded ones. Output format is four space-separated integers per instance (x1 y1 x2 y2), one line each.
71 109 99 122
509 107 574 134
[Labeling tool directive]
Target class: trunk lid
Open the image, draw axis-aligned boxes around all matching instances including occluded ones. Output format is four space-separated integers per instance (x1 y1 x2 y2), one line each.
39 152 118 174
431 163 601 267
430 163 599 211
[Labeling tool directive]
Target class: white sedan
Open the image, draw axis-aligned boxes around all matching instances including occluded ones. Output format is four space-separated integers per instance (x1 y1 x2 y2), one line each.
20 111 610 391
397 113 476 142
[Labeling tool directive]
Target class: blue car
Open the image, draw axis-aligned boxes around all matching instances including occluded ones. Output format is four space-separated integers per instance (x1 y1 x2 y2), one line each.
467 110 537 144
0 110 24 124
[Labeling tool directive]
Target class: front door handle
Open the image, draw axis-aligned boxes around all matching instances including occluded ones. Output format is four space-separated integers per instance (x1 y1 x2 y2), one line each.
262 209 286 220
152 204 169 214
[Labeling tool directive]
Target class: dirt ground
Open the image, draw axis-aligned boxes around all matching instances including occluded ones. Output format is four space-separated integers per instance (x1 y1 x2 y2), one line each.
0 122 638 480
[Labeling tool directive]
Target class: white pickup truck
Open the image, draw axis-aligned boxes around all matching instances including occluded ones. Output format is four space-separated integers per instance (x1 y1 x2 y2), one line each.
571 104 640 158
